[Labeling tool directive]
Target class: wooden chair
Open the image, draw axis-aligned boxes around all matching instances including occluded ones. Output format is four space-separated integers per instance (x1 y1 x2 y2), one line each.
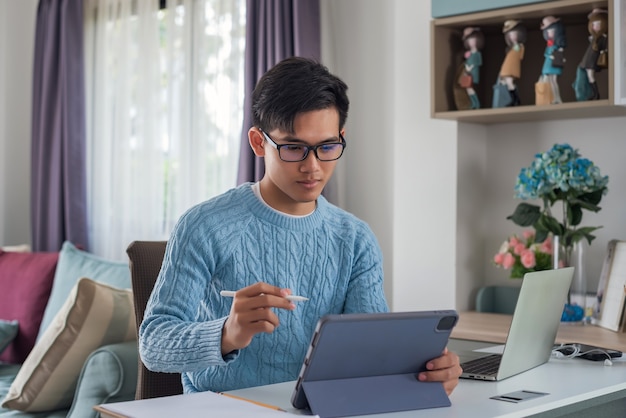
475 285 521 315
126 240 183 399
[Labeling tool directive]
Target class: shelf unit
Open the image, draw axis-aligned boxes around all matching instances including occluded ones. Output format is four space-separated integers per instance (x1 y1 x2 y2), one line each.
430 0 626 124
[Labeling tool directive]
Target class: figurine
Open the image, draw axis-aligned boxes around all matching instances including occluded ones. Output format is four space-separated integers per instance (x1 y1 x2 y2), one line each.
459 27 484 109
540 16 566 104
578 8 608 100
497 20 526 106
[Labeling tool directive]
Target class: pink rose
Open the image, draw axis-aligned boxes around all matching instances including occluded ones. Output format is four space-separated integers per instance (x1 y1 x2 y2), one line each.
540 239 552 254
513 243 526 255
522 230 535 240
494 253 505 265
509 236 520 247
520 249 536 268
502 252 515 269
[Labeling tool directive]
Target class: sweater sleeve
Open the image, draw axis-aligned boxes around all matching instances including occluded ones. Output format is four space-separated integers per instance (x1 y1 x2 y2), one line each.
138 205 239 373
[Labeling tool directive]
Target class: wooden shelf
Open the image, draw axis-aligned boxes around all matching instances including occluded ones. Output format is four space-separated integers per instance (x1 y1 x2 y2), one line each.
435 99 626 124
430 0 626 124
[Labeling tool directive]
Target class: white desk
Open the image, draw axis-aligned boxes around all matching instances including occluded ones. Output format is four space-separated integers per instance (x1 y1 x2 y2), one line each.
228 343 626 417
96 312 626 417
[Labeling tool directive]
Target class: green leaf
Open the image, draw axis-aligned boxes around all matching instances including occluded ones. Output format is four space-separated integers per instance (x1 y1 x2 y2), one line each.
572 200 601 212
571 226 602 245
579 188 605 206
536 214 563 236
507 203 541 227
534 228 549 243
510 263 525 279
567 204 583 226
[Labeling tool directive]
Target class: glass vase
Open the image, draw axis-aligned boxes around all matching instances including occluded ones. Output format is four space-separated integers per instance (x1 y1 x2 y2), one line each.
553 236 588 323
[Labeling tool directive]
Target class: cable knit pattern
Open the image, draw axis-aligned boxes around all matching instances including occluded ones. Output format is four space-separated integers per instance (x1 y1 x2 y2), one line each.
139 183 388 392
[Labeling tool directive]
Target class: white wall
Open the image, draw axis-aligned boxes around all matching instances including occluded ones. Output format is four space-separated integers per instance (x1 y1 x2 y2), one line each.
0 0 37 246
321 0 397 306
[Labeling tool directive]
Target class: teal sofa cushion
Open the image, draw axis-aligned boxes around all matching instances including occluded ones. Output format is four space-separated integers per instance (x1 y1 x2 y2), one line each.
67 341 138 418
0 365 65 417
0 322 19 355
37 242 131 341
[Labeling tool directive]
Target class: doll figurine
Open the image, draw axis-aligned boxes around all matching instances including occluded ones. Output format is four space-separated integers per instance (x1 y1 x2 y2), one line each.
540 16 566 104
459 27 484 109
498 20 526 106
578 8 608 100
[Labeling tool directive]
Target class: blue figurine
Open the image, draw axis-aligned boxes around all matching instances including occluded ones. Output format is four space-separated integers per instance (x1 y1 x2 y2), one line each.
540 16 566 104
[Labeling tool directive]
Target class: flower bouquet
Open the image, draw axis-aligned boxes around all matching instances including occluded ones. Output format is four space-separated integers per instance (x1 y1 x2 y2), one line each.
507 143 608 253
505 143 609 322
494 230 553 278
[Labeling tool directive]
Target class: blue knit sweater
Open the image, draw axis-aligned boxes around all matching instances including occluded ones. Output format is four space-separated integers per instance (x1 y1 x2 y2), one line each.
139 183 388 392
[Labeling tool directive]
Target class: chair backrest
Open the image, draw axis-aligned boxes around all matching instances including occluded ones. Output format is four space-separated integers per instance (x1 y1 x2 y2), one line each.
475 285 521 315
126 240 183 399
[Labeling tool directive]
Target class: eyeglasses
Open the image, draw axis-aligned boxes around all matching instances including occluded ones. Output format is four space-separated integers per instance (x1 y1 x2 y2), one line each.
260 129 346 162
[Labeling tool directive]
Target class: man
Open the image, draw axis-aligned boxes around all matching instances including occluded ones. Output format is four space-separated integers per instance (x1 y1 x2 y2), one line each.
139 56 461 396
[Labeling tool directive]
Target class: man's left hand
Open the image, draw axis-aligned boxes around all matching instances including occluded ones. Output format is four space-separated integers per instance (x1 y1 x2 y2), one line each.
417 348 462 395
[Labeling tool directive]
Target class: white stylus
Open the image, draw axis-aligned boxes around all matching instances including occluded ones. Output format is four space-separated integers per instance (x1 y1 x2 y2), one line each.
220 290 309 302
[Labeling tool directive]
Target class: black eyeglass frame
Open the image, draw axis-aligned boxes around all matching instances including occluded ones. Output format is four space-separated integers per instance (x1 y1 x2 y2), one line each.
260 129 346 162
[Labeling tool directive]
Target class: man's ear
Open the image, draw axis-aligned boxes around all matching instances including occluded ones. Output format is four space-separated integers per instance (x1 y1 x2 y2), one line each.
248 128 266 157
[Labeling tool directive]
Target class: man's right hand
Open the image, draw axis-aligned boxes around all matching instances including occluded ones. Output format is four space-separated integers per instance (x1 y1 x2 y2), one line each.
221 282 295 355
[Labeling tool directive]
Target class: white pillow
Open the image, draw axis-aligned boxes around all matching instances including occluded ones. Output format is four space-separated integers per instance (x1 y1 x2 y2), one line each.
1 278 136 412
0 244 31 252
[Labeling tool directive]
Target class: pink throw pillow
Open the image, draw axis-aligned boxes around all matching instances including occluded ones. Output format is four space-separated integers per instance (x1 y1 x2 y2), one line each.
0 250 58 364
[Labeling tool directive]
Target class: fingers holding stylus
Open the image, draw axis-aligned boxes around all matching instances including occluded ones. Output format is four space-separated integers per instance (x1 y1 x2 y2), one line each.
220 282 296 354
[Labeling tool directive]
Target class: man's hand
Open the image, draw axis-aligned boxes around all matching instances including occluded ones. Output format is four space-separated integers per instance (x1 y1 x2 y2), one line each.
417 348 462 395
221 282 295 355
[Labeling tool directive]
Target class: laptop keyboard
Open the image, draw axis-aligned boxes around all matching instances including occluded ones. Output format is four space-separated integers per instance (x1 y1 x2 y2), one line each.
461 354 502 376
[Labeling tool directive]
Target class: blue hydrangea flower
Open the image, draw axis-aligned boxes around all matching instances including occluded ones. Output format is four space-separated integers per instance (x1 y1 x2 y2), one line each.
514 144 608 200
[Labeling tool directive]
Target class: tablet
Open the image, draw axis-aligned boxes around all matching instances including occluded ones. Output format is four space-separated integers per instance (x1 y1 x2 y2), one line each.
291 310 458 418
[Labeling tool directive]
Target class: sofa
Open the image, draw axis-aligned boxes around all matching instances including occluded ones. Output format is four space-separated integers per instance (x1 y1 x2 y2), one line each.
0 242 139 417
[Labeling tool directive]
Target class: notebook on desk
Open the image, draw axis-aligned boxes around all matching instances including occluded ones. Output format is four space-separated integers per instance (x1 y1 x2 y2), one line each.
460 267 574 381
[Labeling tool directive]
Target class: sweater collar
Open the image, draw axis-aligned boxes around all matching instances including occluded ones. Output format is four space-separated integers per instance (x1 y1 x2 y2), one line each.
241 183 327 231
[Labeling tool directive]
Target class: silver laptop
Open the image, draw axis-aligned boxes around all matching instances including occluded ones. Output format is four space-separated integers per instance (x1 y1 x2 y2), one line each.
460 267 574 381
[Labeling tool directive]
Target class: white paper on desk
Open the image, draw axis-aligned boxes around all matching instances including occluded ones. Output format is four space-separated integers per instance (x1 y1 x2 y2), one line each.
100 391 307 418
474 345 505 354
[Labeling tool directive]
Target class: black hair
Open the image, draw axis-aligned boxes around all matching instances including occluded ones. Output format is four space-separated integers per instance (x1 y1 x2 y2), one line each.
464 31 485 51
543 21 567 48
251 57 349 134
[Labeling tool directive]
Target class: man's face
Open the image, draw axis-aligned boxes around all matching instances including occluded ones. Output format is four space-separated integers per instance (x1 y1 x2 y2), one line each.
251 108 343 216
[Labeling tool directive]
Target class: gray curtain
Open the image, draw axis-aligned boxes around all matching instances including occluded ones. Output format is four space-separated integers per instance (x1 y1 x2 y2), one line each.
31 0 88 251
236 0 321 184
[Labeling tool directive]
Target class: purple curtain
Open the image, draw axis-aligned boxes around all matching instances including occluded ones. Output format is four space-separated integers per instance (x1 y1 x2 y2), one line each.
31 0 88 251
236 0 321 184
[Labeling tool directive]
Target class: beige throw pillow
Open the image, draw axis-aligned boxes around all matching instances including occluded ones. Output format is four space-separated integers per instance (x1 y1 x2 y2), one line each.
1 278 136 412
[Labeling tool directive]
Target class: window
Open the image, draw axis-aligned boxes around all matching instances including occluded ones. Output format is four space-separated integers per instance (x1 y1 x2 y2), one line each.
84 0 245 260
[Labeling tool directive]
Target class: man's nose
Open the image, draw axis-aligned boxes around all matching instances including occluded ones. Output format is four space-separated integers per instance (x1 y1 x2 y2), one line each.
300 149 321 171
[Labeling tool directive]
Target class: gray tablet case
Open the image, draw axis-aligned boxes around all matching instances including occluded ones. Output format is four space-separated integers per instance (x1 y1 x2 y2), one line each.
291 310 458 418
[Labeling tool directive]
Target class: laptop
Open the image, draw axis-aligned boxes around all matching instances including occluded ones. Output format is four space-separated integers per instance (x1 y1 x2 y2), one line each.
460 267 574 381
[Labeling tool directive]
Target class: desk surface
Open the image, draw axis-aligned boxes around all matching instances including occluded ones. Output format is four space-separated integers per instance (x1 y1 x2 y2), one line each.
96 312 626 418
229 359 626 417
451 311 626 352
